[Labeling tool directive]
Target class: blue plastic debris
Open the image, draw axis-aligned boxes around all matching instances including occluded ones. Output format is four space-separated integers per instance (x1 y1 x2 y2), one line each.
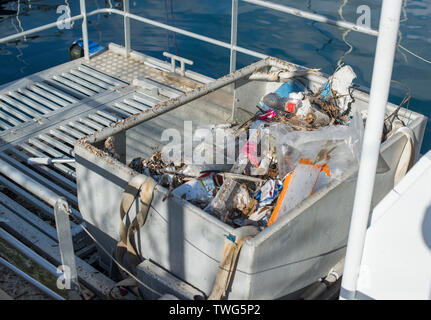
224 234 237 243
74 39 105 55
275 80 305 99
319 81 332 100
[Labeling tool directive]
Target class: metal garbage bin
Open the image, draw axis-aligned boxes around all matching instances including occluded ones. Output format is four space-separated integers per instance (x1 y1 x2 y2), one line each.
74 57 427 299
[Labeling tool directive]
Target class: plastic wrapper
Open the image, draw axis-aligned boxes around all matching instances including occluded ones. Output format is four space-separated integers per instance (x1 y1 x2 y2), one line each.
172 176 217 202
248 207 272 223
255 179 282 207
245 179 282 225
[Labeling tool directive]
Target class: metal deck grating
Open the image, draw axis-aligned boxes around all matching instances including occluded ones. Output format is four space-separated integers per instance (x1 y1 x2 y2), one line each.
0 64 126 135
86 48 202 92
0 45 206 297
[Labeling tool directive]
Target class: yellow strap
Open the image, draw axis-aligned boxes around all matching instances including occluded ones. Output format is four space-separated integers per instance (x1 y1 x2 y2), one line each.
208 226 259 300
115 174 156 274
394 126 415 186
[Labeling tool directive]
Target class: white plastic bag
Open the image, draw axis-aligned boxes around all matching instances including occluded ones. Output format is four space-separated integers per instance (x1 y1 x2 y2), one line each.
271 112 363 182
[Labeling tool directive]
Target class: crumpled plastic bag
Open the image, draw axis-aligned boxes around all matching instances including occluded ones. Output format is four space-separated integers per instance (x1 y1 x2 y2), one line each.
270 111 363 186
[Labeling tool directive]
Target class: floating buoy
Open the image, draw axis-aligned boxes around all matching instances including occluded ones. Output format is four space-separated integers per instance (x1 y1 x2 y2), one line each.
69 39 105 61
69 42 84 61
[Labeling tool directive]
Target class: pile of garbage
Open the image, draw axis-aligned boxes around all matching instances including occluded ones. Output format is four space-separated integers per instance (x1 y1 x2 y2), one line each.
129 65 364 229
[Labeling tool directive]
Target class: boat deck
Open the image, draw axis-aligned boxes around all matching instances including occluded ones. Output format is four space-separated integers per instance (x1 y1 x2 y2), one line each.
0 43 210 298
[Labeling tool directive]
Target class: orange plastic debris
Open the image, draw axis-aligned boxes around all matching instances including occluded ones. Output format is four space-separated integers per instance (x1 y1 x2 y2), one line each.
267 158 331 226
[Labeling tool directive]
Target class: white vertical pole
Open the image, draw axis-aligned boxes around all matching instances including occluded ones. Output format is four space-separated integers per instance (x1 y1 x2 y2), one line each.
340 0 403 300
123 0 131 56
79 0 89 61
230 0 238 73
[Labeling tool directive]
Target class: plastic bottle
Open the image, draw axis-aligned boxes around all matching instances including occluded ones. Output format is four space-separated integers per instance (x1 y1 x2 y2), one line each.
259 80 306 112
285 92 304 114
261 92 286 111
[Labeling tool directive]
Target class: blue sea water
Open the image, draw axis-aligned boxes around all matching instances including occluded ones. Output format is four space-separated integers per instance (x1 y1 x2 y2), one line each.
0 0 429 152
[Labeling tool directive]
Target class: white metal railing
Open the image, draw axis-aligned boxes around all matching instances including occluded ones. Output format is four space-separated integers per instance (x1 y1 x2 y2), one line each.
0 0 404 301
0 0 379 71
